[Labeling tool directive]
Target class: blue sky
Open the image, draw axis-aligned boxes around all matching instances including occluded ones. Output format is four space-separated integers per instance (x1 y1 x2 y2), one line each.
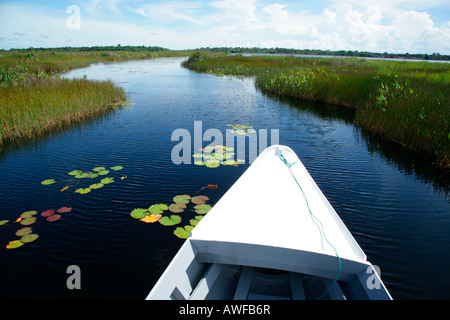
0 0 449 54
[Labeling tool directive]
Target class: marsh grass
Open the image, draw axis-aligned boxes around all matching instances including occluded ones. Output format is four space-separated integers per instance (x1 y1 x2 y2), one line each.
0 49 190 149
184 52 450 168
0 78 125 147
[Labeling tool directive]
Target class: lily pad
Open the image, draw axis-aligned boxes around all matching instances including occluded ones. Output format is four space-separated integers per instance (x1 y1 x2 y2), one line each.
174 225 194 239
111 166 123 171
89 183 104 189
194 204 212 214
75 173 88 179
192 154 203 158
169 203 186 213
190 215 204 226
194 161 207 166
206 162 220 168
130 208 148 219
140 214 162 223
173 195 191 204
20 210 38 218
41 179 56 185
97 170 110 175
6 240 24 249
191 196 209 205
20 217 37 225
41 209 55 217
69 170 82 176
89 173 99 178
101 177 114 184
21 233 39 243
159 215 181 226
0 220 9 226
92 167 106 172
47 214 61 222
75 188 91 194
57 207 72 213
149 204 169 214
16 227 32 236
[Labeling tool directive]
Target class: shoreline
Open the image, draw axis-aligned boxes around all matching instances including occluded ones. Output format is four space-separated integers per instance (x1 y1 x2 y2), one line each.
182 52 450 170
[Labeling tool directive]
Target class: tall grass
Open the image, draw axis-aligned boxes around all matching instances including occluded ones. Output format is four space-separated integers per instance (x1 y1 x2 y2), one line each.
0 50 188 149
184 52 450 168
0 78 125 147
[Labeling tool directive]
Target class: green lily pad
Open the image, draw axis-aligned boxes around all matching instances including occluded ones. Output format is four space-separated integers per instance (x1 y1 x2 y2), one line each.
174 225 194 239
75 173 88 179
21 233 39 243
16 227 32 236
194 161 207 166
0 220 9 226
97 170 110 175
20 210 38 218
89 173 99 178
149 204 169 214
93 167 106 172
75 188 91 194
89 183 104 189
6 240 24 249
101 177 114 184
20 217 37 225
206 162 220 168
130 208 148 219
69 170 82 176
223 160 237 165
111 166 123 171
41 179 56 185
194 204 212 214
190 216 204 226
173 195 191 204
159 215 181 226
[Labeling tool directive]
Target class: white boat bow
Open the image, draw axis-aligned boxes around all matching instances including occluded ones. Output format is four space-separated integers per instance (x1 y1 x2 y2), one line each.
147 145 392 300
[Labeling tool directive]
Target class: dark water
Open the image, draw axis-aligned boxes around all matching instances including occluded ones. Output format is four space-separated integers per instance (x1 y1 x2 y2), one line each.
0 57 449 300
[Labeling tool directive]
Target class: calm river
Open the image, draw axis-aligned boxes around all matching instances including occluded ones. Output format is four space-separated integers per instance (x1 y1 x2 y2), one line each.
0 57 449 299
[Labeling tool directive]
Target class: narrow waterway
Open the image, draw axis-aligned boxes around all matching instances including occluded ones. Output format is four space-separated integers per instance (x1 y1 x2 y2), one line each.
0 57 448 299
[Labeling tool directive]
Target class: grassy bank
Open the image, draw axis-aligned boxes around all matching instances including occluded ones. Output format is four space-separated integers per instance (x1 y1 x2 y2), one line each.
183 52 450 168
0 49 189 149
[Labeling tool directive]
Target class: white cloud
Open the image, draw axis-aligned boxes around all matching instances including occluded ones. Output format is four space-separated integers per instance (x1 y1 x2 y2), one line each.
0 1 449 54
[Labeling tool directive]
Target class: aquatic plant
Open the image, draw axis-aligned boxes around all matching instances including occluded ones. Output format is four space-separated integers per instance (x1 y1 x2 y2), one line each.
174 225 194 239
159 215 182 226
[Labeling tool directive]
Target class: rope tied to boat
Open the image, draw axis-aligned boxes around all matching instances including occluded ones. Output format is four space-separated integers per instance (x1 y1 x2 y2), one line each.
278 151 342 300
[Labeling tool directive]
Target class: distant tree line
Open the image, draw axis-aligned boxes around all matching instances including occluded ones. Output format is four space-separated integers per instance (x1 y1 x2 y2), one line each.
3 45 170 53
2 45 448 61
198 47 450 61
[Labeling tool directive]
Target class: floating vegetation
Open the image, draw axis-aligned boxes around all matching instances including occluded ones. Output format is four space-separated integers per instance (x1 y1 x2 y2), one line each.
149 204 169 214
41 179 56 185
3 206 71 249
140 214 162 224
193 145 245 169
174 225 194 239
129 185 217 239
40 165 124 195
159 215 182 226
227 124 257 135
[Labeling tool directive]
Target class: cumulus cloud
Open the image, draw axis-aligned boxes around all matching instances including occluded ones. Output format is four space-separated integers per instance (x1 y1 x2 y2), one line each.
0 0 449 54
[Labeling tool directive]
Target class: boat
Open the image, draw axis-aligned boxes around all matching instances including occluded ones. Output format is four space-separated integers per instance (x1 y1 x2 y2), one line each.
147 145 392 300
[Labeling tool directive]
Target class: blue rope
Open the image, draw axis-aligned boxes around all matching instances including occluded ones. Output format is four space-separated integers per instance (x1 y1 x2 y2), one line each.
278 152 342 300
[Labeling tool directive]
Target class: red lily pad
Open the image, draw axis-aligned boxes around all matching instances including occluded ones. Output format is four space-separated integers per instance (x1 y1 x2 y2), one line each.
57 207 72 214
47 214 61 222
41 209 55 217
